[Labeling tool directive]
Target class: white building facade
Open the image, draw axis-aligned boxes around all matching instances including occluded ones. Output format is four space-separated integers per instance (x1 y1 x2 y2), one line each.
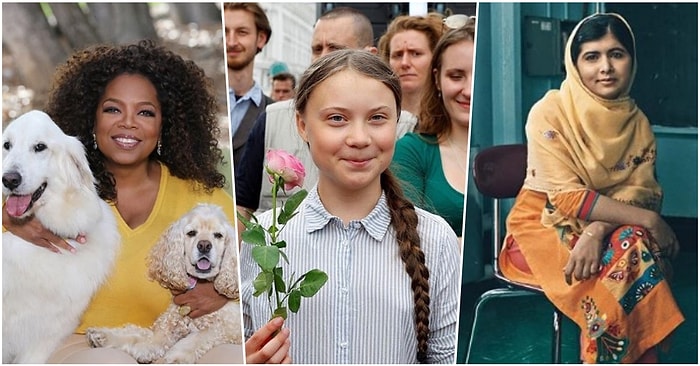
253 3 317 95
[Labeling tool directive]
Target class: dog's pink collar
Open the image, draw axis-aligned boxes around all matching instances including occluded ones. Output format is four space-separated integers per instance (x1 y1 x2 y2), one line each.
187 276 197 291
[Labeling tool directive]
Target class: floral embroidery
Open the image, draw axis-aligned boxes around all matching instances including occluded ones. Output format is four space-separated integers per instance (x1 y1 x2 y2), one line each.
635 282 654 300
599 226 664 315
619 263 663 314
601 246 615 266
543 130 558 140
597 332 629 363
607 269 625 282
612 161 627 171
618 227 633 240
580 296 629 363
609 148 656 172
607 323 622 337
648 265 660 280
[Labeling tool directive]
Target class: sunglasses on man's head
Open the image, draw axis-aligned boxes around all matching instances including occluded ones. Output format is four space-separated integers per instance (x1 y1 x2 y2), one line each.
443 14 476 29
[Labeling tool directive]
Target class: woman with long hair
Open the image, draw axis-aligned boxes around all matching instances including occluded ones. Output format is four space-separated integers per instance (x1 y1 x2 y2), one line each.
501 13 683 363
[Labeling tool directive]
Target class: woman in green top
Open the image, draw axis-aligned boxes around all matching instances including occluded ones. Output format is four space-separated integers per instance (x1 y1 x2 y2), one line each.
391 19 475 239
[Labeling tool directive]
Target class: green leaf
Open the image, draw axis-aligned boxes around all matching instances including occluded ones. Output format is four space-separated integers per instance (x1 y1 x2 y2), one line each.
241 225 266 246
268 224 278 237
299 269 328 297
273 267 286 293
278 190 308 225
286 189 308 211
279 249 290 265
273 240 287 249
279 211 301 226
252 271 273 297
236 210 254 229
277 208 291 226
287 272 302 290
251 246 280 271
272 306 288 320
288 290 302 313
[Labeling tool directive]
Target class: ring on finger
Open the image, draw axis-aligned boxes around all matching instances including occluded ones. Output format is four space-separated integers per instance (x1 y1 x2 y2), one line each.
179 305 192 316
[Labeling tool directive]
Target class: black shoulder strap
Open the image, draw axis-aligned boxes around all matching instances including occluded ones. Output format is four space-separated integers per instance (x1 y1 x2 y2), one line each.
232 94 272 150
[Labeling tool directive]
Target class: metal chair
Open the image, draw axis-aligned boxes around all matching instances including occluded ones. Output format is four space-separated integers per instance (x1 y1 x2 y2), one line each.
466 144 563 363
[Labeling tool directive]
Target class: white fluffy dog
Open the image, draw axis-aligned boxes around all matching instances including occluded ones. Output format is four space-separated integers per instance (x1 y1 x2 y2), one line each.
86 203 242 363
2 110 120 363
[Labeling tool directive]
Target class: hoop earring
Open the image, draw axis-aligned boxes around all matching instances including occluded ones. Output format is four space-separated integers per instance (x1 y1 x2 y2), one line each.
92 133 97 150
157 139 162 155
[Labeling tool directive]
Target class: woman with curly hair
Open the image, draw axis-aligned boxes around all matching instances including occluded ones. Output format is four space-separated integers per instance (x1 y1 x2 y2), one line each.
2 40 240 362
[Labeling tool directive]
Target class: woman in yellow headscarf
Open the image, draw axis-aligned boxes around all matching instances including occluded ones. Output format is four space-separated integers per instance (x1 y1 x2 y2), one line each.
500 13 684 363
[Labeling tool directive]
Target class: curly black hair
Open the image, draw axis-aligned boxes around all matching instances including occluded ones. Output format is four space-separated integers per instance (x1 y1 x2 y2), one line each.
45 39 226 201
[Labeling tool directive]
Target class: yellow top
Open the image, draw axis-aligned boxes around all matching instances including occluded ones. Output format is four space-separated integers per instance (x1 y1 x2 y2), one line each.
76 163 234 333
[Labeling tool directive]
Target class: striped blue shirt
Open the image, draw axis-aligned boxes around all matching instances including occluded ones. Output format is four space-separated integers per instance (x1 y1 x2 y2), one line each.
229 82 263 135
241 186 460 363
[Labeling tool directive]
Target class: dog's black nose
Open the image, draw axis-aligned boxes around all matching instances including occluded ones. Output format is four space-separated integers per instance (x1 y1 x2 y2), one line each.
2 171 21 190
197 240 212 254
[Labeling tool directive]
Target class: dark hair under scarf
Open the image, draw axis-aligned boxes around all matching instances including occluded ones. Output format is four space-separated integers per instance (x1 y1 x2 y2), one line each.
570 13 635 65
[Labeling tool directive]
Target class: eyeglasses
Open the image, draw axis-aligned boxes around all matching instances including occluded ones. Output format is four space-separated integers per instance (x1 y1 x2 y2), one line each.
443 14 476 29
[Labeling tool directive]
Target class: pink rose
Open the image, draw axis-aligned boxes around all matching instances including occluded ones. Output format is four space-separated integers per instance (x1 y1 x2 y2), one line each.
265 149 305 191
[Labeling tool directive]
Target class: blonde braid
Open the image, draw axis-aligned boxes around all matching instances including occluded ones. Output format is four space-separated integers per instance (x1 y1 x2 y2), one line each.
381 171 430 362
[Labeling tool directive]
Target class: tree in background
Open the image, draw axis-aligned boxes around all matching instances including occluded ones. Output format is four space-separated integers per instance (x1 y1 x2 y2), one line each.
2 3 224 124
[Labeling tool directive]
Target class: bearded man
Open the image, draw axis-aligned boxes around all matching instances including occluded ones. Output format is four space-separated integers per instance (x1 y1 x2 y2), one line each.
224 3 273 166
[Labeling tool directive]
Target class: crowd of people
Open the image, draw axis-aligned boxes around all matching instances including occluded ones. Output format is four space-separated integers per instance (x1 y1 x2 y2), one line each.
230 3 471 364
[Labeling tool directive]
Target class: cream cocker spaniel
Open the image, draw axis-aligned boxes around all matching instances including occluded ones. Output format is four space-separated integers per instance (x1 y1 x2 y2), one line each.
86 203 242 363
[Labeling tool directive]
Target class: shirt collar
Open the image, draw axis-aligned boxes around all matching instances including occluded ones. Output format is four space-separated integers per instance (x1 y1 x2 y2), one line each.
229 81 264 106
303 185 392 242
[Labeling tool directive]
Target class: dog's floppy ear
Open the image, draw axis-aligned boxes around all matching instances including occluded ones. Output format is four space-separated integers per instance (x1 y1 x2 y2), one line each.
213 221 239 300
148 217 190 291
57 136 95 190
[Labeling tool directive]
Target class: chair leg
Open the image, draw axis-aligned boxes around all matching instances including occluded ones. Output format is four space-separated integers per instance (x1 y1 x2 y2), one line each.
552 308 563 363
466 288 540 362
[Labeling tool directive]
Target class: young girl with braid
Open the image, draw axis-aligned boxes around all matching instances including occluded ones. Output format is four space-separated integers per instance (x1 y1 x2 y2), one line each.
240 49 460 364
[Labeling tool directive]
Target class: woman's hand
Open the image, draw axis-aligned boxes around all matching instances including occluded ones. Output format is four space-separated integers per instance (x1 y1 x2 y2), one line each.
646 213 680 259
246 317 292 364
2 206 86 253
585 195 680 260
172 281 228 318
563 227 606 285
